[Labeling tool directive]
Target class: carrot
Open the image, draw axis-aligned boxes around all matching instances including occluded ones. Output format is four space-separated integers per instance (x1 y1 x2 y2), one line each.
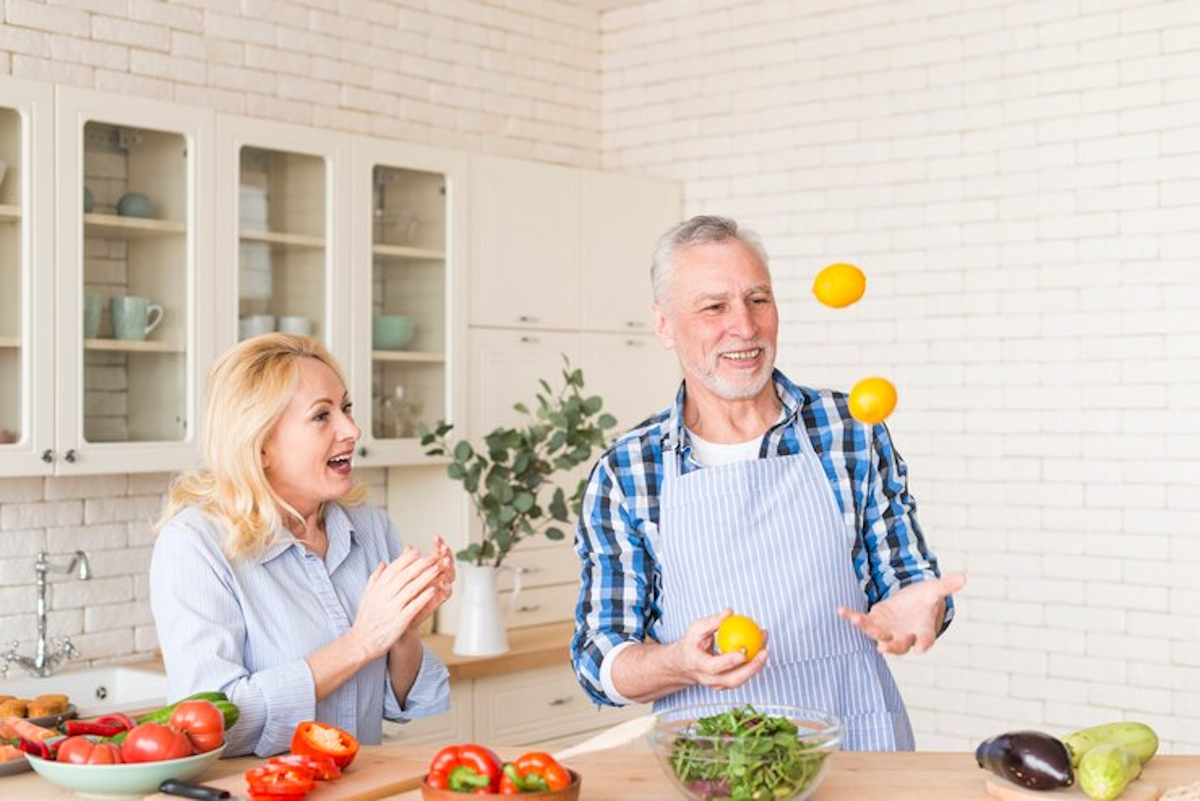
0 716 57 742
0 743 25 763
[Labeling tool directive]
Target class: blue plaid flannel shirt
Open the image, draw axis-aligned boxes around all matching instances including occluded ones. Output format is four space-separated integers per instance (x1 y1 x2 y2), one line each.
570 369 951 706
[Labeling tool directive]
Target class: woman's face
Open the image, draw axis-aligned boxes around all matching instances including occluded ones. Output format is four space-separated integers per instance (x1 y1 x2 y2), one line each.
262 357 361 519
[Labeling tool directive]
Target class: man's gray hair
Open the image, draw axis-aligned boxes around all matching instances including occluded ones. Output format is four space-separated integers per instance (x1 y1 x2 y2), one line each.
650 215 771 306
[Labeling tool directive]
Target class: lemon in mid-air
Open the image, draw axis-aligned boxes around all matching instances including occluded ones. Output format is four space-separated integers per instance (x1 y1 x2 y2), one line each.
716 614 764 662
812 262 866 308
848 377 897 425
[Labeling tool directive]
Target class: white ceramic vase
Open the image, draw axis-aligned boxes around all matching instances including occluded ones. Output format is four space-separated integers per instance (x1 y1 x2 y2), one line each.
453 562 523 657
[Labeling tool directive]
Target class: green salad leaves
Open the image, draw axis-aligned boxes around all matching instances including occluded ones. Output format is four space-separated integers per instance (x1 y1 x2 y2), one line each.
669 704 829 801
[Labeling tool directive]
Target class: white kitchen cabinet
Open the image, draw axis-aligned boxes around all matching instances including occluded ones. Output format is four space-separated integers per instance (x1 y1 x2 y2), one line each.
579 331 679 434
580 172 681 333
214 115 347 361
469 156 580 331
0 86 214 476
348 136 468 466
0 78 54 477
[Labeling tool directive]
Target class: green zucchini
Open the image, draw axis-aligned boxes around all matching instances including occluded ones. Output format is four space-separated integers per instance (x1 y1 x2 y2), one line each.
1078 743 1142 801
1064 722 1158 768
136 691 240 731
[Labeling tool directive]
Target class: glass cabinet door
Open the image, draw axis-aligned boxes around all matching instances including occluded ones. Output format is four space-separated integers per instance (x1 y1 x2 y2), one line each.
55 89 212 474
350 138 466 464
215 117 345 359
0 78 53 477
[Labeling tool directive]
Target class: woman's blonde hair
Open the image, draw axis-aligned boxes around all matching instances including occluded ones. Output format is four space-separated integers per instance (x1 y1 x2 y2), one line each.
158 333 367 560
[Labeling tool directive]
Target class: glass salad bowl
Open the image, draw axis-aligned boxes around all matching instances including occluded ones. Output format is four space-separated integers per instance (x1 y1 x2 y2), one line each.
648 703 841 801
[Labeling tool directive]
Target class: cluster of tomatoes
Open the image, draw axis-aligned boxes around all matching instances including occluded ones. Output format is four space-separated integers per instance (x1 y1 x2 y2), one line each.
426 743 572 795
243 721 360 800
53 699 225 765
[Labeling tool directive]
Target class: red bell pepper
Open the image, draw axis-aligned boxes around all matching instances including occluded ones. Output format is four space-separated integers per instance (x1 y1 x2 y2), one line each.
499 752 572 794
270 753 342 781
63 712 138 738
244 763 316 800
426 744 503 793
290 721 359 770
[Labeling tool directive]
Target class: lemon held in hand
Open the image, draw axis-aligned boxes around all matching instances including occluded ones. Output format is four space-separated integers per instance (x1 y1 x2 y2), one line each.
812 262 866 308
716 614 764 661
848 377 897 425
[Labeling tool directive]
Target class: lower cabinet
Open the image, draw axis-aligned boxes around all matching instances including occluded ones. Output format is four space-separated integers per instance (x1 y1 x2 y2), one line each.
383 663 650 749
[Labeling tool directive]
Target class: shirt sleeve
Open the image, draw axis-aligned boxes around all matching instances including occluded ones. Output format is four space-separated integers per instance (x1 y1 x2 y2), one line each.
571 458 655 707
383 644 450 721
149 515 316 757
858 421 955 630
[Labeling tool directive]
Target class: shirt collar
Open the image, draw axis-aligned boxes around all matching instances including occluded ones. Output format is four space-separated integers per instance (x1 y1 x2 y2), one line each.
257 503 358 567
662 368 804 453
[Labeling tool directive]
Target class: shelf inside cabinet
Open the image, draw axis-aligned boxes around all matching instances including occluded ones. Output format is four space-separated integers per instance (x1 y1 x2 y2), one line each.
240 229 326 251
84 213 186 238
84 338 184 354
371 350 445 363
0 204 20 222
372 244 445 261
0 336 18 348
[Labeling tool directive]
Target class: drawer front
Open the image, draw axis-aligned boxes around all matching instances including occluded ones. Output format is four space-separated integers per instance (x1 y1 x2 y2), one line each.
473 663 649 746
496 542 580 592
382 681 474 746
499 582 579 628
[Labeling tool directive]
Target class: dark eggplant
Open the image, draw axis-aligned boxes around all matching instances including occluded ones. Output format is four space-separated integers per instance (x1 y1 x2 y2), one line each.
975 730 1075 790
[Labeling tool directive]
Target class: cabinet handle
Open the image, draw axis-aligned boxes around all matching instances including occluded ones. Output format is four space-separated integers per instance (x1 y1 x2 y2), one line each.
625 321 645 328
517 315 539 324
516 604 541 613
41 449 53 463
358 446 368 457
64 449 77 463
548 696 573 706
516 566 540 575
625 339 646 347
519 336 540 345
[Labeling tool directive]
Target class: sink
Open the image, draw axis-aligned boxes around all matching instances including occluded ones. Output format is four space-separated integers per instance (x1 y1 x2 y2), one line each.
0 665 169 717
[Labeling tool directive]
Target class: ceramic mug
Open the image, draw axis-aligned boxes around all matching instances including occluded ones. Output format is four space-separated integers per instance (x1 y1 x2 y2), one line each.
238 314 275 340
277 315 313 336
83 294 103 339
111 296 163 341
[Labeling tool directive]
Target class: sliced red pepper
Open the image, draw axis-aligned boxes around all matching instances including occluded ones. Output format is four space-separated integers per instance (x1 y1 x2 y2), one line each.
14 735 56 760
63 720 126 738
499 752 572 793
245 763 315 799
426 744 503 793
270 753 342 781
290 721 359 770
96 713 138 733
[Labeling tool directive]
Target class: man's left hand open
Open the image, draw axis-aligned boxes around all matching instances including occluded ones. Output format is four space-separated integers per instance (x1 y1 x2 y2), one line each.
836 572 967 655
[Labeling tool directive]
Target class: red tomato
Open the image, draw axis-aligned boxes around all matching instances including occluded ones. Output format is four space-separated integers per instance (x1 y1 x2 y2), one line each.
169 699 226 754
121 722 193 763
56 736 124 765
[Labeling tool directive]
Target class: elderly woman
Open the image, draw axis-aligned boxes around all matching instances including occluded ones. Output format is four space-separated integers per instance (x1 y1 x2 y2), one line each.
150 333 454 757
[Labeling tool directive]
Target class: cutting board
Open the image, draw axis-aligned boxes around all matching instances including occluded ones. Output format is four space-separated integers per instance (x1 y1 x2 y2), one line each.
984 775 1160 801
144 749 431 801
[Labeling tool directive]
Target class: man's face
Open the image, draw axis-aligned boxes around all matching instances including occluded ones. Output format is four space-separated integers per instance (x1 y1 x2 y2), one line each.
654 238 778 402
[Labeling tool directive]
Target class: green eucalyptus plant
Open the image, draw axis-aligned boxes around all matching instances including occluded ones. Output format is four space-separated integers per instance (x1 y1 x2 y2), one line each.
419 358 617 568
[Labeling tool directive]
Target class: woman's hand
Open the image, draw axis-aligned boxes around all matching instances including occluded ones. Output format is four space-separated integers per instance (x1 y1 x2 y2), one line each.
410 536 455 631
350 546 441 661
837 572 967 655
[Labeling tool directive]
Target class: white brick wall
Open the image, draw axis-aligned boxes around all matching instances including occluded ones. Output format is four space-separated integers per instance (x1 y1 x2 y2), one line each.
603 0 1200 753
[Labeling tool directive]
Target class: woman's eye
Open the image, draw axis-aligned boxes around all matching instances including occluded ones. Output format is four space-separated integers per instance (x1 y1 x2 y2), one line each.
313 411 329 422
343 403 354 416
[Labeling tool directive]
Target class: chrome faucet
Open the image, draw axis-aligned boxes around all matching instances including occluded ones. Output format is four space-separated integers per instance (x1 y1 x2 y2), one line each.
0 550 90 678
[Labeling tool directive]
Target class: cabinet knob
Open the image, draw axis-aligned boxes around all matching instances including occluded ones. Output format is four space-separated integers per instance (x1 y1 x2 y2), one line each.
517 315 539 324
64 449 77 463
519 336 540 345
358 446 368 458
625 320 645 328
625 339 646 347
516 604 541 613
548 696 573 707
41 449 53 463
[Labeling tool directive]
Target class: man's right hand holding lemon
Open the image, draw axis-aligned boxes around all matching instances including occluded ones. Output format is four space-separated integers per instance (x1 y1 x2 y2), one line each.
609 609 768 703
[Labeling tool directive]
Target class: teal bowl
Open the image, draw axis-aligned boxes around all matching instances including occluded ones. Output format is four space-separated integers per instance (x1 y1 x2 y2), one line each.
372 314 415 350
26 744 225 798
116 191 153 218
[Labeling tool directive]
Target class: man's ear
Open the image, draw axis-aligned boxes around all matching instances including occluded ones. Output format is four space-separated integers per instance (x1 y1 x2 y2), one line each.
653 302 674 350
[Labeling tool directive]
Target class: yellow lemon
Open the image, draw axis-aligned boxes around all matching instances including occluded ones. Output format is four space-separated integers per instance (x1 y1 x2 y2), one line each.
716 614 764 662
812 262 866 308
848 377 897 425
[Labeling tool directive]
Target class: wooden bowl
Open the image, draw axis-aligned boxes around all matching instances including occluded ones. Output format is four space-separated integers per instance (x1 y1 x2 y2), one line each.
420 769 582 800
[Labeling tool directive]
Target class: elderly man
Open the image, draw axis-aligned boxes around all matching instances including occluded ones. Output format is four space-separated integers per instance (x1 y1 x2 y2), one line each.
570 215 964 751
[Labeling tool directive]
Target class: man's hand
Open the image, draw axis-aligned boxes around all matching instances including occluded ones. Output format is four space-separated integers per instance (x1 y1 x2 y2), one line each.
837 572 966 655
671 609 769 690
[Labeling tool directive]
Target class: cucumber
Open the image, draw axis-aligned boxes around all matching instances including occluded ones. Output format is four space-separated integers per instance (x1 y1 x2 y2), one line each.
1064 722 1158 768
1078 743 1142 801
136 691 240 731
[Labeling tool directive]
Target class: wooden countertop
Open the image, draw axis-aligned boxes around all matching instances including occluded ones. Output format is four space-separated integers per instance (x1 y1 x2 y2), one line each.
3 748 1199 800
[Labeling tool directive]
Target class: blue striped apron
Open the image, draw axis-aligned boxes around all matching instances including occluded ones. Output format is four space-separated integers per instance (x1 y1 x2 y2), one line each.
653 425 914 751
